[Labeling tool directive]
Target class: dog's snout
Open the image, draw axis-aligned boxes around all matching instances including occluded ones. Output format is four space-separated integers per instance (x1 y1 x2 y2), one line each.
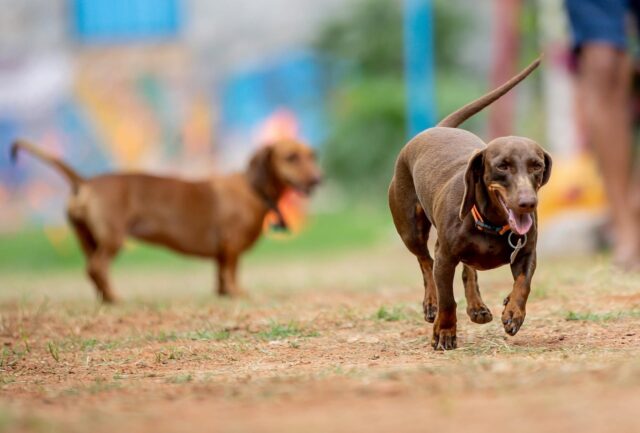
309 174 323 188
517 195 537 212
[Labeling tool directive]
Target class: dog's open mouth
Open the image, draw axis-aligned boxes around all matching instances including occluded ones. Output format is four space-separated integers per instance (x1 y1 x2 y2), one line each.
497 195 533 235
289 183 314 196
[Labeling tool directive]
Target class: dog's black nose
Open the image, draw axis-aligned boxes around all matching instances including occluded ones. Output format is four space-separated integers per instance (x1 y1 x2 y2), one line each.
517 196 537 212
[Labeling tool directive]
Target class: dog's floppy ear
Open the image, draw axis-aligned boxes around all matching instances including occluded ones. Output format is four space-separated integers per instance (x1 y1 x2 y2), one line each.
248 146 274 187
459 150 485 220
541 150 552 186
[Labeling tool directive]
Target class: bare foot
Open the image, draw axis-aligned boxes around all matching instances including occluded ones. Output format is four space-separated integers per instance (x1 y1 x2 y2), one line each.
613 223 640 271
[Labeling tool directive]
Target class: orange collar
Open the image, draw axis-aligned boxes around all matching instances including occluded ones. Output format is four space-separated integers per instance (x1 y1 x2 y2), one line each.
471 205 510 235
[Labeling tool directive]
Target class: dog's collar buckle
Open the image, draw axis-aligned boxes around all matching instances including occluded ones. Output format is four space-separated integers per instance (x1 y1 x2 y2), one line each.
470 205 510 235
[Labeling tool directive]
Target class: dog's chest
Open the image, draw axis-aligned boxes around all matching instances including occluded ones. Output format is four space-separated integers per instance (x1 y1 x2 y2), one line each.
458 236 513 270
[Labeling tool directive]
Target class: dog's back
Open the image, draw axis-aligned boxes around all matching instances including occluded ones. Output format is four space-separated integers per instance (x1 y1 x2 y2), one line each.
391 57 541 227
394 127 484 225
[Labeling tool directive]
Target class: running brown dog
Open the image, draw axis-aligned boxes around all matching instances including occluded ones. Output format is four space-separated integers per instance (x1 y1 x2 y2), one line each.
388 58 551 350
11 139 322 302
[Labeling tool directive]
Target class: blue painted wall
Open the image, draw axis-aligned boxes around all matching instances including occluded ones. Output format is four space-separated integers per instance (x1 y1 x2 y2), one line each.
73 0 182 42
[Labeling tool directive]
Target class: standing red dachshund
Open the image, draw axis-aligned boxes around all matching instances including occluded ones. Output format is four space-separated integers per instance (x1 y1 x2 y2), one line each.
11 139 322 302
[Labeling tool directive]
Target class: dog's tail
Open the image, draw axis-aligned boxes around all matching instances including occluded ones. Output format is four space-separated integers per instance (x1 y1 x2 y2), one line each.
437 56 542 128
10 139 84 192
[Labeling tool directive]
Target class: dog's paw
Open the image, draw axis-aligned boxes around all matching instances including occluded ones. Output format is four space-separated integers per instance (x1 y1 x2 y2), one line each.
501 305 525 336
423 302 437 323
467 304 493 324
431 319 457 351
432 328 457 351
218 287 248 298
99 293 120 304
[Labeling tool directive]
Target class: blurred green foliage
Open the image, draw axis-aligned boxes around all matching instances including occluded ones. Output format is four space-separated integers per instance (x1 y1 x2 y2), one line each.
315 0 404 78
0 208 392 271
315 0 474 194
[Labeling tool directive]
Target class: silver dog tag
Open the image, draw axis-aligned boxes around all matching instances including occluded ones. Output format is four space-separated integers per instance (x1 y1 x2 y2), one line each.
508 232 527 265
510 238 524 264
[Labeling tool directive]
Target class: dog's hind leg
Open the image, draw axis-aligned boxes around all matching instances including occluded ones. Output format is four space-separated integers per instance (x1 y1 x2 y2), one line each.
68 217 97 258
389 171 437 323
417 253 437 323
86 244 121 303
432 243 459 350
69 214 122 303
462 265 492 324
415 205 437 323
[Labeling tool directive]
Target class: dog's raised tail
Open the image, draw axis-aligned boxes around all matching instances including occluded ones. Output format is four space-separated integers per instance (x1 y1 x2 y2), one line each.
437 56 542 128
10 139 83 192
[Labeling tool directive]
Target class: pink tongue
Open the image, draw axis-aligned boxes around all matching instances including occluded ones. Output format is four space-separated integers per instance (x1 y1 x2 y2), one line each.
507 209 533 235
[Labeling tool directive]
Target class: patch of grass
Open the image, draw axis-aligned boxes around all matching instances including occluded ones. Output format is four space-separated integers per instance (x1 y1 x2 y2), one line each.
167 347 185 360
145 328 231 343
154 346 191 364
142 300 171 312
456 337 551 357
0 374 15 387
257 322 318 341
374 306 406 322
146 330 180 343
248 206 391 261
0 346 28 368
529 281 552 300
565 310 640 322
186 329 231 341
87 377 122 395
46 341 60 362
0 207 391 271
166 373 193 384
317 364 365 380
48 335 119 354
79 338 99 351
61 378 122 397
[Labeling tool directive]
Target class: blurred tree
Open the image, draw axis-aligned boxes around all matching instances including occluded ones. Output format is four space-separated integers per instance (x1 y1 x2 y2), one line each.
315 0 472 195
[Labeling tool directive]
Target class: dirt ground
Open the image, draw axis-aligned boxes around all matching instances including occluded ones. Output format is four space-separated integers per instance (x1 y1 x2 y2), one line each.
1 243 640 433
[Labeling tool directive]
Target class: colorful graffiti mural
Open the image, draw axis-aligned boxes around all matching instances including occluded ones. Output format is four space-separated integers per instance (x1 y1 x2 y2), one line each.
0 1 332 234
1 43 331 233
1 45 215 231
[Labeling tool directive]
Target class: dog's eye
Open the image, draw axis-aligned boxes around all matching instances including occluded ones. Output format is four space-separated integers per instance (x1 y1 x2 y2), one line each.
529 162 543 172
497 162 510 171
285 153 300 163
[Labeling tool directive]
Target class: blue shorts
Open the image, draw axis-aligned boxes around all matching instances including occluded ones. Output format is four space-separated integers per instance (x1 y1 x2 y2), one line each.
566 0 640 51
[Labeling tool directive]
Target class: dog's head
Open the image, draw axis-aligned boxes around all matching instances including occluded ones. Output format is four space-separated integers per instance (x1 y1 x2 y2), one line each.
460 137 552 235
248 139 323 196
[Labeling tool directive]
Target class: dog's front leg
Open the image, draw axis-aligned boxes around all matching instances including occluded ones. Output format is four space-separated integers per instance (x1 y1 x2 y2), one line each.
432 245 459 350
216 254 242 297
502 250 536 336
217 255 238 296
